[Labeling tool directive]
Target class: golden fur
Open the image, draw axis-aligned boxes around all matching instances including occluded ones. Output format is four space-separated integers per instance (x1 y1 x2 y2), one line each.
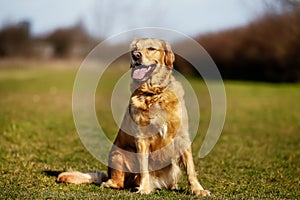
57 38 210 196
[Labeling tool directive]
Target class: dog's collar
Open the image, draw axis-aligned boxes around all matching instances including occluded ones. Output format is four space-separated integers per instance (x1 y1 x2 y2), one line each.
137 79 172 96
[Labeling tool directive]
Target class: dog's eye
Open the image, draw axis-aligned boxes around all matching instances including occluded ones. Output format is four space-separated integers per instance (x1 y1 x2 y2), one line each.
147 47 156 51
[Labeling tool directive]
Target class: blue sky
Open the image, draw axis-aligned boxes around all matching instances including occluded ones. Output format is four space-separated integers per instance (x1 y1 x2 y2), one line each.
0 0 268 38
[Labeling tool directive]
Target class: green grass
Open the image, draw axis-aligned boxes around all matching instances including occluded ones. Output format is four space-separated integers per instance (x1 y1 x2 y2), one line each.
0 60 299 199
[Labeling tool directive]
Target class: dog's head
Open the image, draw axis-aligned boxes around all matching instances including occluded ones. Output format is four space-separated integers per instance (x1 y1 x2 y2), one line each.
130 38 175 82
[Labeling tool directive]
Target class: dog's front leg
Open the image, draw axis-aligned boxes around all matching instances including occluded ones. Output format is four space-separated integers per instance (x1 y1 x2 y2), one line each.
136 138 152 194
181 147 210 197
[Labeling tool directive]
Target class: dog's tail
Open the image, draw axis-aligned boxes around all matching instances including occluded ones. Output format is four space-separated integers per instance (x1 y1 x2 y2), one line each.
57 171 108 185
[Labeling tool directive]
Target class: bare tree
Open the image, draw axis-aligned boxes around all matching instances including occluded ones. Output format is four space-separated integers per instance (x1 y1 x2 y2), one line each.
261 0 300 14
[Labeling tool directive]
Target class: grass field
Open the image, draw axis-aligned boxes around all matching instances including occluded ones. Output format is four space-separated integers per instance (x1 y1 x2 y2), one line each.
0 59 299 199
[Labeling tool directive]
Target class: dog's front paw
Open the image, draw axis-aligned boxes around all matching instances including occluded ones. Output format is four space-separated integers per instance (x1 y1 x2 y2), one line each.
193 189 211 197
101 179 121 189
136 186 152 195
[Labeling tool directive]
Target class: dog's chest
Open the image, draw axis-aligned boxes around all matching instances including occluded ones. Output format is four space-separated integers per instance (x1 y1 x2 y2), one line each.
129 89 180 139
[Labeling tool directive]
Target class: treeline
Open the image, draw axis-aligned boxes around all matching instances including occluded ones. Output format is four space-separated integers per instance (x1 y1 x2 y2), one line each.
0 21 96 58
0 21 31 57
1 8 300 82
195 10 300 82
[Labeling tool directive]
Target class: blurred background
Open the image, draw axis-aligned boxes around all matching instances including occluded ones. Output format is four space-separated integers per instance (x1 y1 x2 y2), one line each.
0 0 299 82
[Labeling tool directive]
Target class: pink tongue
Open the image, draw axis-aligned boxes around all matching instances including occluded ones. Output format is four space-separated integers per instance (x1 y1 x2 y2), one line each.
132 68 148 79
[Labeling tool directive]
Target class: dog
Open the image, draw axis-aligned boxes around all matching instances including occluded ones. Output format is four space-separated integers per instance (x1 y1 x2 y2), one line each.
57 38 210 197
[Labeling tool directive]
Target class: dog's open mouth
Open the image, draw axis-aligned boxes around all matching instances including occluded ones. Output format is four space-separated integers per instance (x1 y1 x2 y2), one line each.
131 64 156 81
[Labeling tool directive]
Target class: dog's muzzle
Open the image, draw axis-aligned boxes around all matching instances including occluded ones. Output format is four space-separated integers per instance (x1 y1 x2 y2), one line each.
131 64 156 81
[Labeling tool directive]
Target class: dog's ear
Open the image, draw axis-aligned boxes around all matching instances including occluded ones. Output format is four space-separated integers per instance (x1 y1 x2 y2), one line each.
163 41 175 68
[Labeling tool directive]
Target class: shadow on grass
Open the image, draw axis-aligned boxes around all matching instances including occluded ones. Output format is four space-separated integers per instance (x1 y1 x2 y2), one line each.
43 170 62 178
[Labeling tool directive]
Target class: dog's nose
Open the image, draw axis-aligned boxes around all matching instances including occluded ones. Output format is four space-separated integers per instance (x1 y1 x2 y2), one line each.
132 51 142 61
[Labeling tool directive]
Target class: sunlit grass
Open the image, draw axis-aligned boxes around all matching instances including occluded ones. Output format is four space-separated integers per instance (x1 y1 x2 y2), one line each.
0 60 299 199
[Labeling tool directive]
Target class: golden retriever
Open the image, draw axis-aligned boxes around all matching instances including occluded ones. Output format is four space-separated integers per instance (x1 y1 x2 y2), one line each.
57 38 210 196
